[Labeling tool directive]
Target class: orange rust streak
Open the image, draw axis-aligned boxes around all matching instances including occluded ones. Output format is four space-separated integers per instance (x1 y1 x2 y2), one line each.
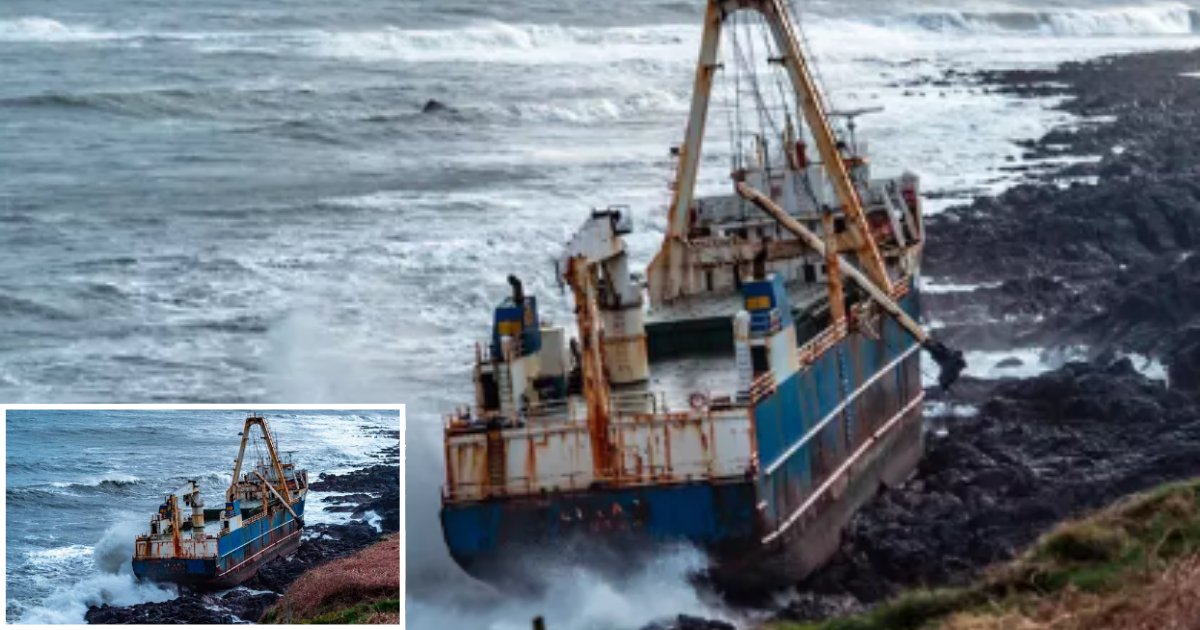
567 258 613 481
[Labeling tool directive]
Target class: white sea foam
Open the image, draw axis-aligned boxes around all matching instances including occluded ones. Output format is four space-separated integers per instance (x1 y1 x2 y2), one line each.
299 490 357 527
364 510 383 533
303 21 693 64
920 277 1003 294
0 17 116 43
407 545 731 630
1122 352 1169 385
18 572 177 624
17 522 176 624
25 544 93 563
921 345 1090 386
890 3 1198 37
924 401 981 419
48 472 141 489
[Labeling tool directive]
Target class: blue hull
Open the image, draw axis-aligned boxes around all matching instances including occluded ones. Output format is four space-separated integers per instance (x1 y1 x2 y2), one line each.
133 498 305 589
443 289 925 591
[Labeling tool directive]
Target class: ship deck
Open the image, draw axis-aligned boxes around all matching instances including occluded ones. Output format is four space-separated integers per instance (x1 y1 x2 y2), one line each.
646 280 828 327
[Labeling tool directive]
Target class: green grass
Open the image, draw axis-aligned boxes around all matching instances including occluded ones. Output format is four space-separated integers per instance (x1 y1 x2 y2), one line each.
305 597 400 624
770 478 1200 630
261 596 400 624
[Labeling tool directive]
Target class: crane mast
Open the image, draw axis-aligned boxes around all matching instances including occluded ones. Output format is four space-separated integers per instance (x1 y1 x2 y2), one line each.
648 0 893 306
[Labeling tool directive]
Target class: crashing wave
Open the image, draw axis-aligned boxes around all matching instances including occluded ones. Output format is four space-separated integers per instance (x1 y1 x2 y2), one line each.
892 3 1198 36
0 17 119 43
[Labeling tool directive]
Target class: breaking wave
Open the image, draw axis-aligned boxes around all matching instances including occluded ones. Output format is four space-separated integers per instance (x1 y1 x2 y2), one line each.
891 3 1200 36
49 473 142 492
0 17 118 43
18 522 176 624
407 545 729 630
26 544 94 563
303 21 690 63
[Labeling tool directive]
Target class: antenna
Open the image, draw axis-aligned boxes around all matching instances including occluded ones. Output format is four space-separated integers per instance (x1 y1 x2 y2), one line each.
829 107 884 155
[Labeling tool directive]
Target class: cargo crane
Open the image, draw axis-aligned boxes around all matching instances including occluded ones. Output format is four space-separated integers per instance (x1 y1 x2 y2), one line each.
442 0 965 593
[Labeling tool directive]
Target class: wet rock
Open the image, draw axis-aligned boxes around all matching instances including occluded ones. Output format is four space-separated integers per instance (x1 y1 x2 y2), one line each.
309 464 398 493
422 98 451 114
639 614 736 630
799 359 1200 604
1168 328 1200 394
351 484 401 533
85 593 263 624
774 593 864 622
220 591 280 623
926 50 1200 359
994 357 1024 369
321 492 372 504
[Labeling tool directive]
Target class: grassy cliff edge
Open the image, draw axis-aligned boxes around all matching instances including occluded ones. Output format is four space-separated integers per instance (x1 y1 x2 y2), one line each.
771 478 1200 630
262 534 400 624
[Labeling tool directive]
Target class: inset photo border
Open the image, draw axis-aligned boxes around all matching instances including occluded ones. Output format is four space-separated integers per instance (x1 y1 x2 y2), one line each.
2 404 404 625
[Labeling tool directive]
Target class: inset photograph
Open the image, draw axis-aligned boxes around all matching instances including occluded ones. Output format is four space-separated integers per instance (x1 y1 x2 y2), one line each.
6 407 401 624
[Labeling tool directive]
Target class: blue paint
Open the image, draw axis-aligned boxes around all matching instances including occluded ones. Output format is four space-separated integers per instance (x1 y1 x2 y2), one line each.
743 274 793 333
135 497 305 586
750 282 922 533
441 481 757 559
490 296 542 357
445 278 927 572
132 557 218 582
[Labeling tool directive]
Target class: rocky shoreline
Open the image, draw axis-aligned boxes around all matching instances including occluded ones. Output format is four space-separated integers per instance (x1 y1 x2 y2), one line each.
636 48 1200 630
85 449 399 624
762 48 1200 626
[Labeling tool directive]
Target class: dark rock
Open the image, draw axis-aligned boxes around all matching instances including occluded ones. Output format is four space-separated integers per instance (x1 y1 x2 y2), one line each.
309 464 398 493
422 99 450 114
994 357 1024 368
639 614 736 630
321 493 372 504
309 464 399 534
797 361 1200 605
774 593 864 622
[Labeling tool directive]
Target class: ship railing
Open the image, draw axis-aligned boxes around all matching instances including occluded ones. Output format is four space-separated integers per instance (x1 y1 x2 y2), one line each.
748 372 777 404
525 398 574 422
796 317 848 366
523 390 664 423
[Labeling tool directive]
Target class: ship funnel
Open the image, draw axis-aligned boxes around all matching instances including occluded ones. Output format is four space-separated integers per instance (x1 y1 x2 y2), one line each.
507 274 524 306
752 247 768 280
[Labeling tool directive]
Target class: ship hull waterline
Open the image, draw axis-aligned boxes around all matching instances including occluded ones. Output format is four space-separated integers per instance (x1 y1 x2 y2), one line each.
442 324 925 595
133 499 306 590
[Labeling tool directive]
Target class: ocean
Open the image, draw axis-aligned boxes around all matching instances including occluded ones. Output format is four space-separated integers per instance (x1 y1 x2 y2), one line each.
1 0 1199 627
4 409 398 623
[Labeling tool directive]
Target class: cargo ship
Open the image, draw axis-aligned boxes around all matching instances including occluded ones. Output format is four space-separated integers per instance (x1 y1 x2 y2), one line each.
440 0 964 593
132 415 308 589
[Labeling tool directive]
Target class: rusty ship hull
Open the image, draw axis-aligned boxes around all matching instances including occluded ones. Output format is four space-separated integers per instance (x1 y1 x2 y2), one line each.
439 0 964 594
132 499 306 589
133 415 309 590
442 283 923 592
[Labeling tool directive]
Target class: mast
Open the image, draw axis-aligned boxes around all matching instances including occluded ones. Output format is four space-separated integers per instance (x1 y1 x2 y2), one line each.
648 0 724 305
228 414 293 505
757 0 892 292
647 0 893 306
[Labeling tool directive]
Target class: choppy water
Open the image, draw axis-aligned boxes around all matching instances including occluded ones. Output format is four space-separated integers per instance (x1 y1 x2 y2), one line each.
2 0 1200 627
4 409 399 623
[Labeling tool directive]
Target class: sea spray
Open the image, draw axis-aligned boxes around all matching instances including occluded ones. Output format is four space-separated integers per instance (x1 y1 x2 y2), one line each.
406 411 731 630
93 519 140 576
18 521 177 624
406 545 730 630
